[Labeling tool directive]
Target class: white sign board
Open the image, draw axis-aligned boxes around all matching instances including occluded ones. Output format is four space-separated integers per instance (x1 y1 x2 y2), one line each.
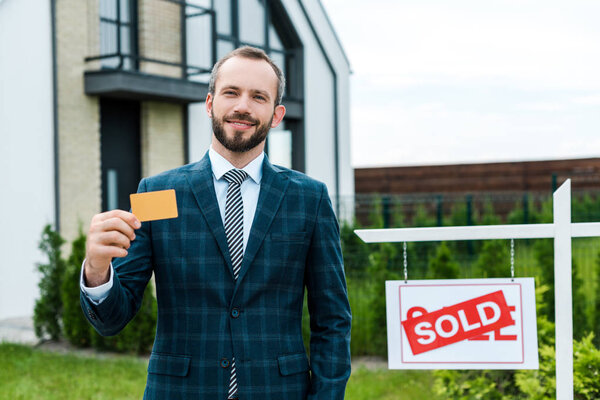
386 278 539 369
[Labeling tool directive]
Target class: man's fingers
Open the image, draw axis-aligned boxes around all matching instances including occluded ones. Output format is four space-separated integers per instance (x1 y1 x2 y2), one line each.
99 217 137 241
94 209 141 230
97 231 132 250
93 245 128 260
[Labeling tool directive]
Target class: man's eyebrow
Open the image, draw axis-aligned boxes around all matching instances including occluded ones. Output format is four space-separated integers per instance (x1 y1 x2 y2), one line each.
220 85 240 92
219 85 272 100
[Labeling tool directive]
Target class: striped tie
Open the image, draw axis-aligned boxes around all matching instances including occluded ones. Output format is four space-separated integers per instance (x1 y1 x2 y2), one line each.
223 168 248 399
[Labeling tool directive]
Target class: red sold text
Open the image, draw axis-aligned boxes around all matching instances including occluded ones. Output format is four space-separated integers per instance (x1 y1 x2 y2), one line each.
401 290 515 355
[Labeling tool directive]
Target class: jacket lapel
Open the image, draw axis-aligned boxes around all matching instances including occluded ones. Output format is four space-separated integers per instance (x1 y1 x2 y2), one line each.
184 153 234 278
234 157 289 288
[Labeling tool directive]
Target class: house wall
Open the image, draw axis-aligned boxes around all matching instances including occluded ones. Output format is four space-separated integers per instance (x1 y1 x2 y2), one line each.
0 0 55 319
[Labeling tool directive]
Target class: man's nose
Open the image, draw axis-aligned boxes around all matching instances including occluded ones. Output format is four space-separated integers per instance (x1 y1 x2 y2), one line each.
233 95 252 114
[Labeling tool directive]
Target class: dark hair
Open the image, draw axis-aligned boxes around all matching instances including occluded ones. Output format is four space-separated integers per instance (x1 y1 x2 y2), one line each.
208 46 286 106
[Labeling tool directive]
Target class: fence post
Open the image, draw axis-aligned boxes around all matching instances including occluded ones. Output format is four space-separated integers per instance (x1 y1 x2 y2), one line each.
466 195 473 254
523 193 529 224
436 195 443 227
383 195 391 228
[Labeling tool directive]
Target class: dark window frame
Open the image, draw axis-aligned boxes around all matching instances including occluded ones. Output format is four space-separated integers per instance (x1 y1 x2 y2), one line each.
89 0 217 78
212 0 305 171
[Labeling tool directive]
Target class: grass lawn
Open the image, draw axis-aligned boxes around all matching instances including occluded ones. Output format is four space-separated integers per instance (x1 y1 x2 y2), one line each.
347 366 441 400
0 343 147 400
0 343 439 400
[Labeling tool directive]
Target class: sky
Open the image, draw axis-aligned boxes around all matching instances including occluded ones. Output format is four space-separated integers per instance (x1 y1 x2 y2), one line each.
319 0 600 168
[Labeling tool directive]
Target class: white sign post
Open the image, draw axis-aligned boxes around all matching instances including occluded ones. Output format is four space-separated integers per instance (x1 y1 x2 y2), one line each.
355 180 600 400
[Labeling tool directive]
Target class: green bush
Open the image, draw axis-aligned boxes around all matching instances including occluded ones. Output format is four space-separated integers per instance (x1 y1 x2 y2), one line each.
474 240 510 278
365 243 400 356
594 249 600 348
514 333 600 400
33 225 66 341
61 230 91 347
428 242 460 279
91 281 157 354
33 225 157 354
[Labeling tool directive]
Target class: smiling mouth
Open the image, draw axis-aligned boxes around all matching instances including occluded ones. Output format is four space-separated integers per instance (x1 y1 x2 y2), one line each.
226 119 256 129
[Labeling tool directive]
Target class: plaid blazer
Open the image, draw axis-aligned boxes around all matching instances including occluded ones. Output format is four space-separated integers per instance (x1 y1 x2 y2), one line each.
81 153 352 399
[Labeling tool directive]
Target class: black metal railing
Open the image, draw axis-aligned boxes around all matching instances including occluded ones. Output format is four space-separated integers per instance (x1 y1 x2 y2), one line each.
85 0 216 80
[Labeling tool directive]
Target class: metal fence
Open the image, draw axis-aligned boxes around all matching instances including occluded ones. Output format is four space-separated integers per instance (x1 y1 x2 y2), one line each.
333 190 600 357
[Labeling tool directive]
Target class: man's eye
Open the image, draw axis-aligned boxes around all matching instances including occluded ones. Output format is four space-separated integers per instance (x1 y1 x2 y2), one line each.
255 95 266 101
224 90 236 95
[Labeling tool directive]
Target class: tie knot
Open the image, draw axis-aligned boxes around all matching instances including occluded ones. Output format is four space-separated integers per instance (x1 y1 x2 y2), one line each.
223 169 248 186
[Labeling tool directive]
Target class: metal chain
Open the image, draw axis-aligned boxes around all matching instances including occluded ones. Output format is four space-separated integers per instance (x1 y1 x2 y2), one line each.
510 239 515 281
403 241 408 283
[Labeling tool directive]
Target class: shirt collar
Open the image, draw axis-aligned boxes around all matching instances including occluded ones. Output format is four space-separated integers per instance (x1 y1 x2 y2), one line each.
208 145 264 184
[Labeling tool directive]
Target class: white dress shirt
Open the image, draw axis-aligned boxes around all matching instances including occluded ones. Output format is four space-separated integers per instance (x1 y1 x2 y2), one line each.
81 146 264 304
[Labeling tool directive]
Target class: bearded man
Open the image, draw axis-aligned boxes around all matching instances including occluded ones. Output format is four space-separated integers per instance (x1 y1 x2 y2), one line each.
80 46 352 400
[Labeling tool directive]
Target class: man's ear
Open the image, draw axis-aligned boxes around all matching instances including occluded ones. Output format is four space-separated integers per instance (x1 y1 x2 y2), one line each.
205 93 213 118
270 105 286 128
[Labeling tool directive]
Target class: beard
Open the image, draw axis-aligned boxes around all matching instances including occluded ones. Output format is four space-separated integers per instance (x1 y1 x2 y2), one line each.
212 110 273 153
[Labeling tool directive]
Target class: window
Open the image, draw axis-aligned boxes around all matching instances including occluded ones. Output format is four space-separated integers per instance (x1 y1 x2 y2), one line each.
184 0 215 81
267 123 292 169
210 0 304 170
99 0 136 70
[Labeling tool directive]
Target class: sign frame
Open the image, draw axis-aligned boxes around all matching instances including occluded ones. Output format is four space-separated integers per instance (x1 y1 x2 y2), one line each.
386 278 538 369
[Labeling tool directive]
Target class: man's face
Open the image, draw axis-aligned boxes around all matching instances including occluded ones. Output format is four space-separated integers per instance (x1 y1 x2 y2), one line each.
206 56 285 153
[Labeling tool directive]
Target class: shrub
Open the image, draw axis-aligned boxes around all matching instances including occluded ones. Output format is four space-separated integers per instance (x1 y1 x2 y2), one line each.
428 242 460 279
365 243 400 356
90 280 157 355
61 230 91 347
474 240 510 278
594 249 600 348
33 225 66 341
515 333 600 400
33 225 157 354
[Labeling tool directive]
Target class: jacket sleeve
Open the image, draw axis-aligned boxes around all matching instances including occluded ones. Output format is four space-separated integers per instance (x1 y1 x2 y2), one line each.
80 178 154 336
305 183 352 399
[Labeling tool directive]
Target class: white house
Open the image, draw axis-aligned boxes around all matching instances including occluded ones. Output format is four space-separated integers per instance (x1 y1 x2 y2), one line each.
0 0 352 322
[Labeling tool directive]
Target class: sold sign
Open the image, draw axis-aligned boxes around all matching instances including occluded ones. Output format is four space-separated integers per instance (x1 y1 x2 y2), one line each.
386 279 539 370
401 290 514 355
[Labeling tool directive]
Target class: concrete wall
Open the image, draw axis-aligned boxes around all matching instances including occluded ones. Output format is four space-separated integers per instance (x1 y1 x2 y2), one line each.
283 0 354 218
56 0 102 244
138 0 182 77
141 102 185 177
0 0 55 319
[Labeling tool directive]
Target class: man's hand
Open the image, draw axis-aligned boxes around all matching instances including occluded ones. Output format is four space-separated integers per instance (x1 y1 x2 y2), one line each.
84 210 141 287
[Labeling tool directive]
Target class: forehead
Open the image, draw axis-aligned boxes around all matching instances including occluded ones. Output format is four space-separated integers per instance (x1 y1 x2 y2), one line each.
215 56 278 97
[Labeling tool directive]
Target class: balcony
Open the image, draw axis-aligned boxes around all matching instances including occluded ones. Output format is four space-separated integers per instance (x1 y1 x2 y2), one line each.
84 0 216 103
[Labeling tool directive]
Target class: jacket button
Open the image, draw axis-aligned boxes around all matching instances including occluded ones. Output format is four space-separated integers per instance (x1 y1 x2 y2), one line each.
220 358 230 368
231 308 240 318
87 309 97 320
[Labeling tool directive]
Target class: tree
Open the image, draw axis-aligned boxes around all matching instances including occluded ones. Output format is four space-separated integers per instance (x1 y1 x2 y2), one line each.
33 225 66 341
428 242 460 279
61 230 91 347
474 240 510 279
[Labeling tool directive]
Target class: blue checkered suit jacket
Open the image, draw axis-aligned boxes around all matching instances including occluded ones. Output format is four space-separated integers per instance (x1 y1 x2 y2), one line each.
81 153 352 399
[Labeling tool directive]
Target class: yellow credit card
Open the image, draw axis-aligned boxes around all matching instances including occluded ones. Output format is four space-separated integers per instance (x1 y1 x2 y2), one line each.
130 189 178 222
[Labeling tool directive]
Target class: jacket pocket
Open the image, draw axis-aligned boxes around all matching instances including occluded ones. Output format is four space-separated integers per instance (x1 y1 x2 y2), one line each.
148 353 191 377
277 352 310 376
